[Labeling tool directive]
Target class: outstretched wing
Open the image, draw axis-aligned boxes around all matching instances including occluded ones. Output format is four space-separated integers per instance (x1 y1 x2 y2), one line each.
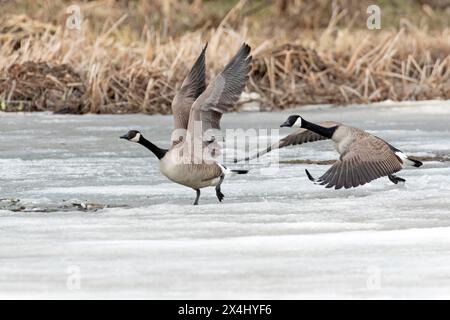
279 121 340 147
171 44 207 143
235 121 340 162
185 43 252 159
306 135 402 189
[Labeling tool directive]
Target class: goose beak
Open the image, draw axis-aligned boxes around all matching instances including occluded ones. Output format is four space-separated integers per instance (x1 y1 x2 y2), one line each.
120 134 129 140
280 120 291 128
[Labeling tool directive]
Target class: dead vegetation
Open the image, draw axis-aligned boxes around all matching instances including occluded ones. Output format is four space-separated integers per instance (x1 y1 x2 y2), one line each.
253 29 450 108
0 61 85 113
0 0 449 114
0 198 124 212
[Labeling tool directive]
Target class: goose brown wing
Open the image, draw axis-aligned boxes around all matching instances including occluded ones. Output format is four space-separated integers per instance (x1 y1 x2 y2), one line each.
185 43 252 160
313 135 402 189
171 44 207 143
279 121 340 147
235 121 340 162
187 43 251 133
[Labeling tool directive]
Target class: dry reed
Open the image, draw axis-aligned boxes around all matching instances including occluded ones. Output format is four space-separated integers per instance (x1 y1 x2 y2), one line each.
0 1 449 114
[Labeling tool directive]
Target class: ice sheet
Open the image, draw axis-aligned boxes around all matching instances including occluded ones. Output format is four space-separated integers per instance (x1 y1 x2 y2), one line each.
0 101 450 299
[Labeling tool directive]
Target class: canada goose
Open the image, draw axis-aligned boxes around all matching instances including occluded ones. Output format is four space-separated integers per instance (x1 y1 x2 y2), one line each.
280 115 423 189
121 43 252 205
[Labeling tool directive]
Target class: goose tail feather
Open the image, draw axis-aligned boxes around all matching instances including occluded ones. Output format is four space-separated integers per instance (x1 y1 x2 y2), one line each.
395 152 423 168
409 158 423 167
230 169 249 174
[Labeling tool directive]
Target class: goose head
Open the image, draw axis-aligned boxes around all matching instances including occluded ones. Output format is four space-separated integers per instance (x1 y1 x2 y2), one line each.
120 130 141 143
280 115 303 128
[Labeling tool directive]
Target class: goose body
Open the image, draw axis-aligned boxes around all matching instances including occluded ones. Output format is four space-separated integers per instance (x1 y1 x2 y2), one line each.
332 126 356 154
159 150 223 189
121 43 252 204
280 115 423 189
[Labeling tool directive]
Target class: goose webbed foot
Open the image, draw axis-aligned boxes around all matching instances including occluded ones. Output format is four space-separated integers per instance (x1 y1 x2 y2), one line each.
193 189 201 205
215 175 225 202
216 189 225 202
388 174 406 184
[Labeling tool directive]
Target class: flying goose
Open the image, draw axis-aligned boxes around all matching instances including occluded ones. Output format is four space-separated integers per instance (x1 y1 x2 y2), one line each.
280 115 423 189
121 43 252 205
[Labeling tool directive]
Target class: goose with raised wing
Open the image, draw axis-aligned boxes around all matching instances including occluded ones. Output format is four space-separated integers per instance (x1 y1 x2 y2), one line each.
121 43 252 205
279 115 423 189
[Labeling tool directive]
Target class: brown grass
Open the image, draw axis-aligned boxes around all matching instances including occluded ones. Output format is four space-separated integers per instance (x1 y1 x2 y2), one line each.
0 0 449 114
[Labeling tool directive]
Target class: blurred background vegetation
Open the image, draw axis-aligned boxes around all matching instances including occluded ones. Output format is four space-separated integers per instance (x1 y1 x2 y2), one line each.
3 0 450 35
0 0 449 113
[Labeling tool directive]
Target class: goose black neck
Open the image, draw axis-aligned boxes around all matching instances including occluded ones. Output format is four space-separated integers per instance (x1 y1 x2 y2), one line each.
138 136 167 160
301 119 337 139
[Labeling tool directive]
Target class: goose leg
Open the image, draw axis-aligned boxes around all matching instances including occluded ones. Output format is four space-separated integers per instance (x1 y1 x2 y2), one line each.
193 189 201 205
388 174 406 184
215 175 225 202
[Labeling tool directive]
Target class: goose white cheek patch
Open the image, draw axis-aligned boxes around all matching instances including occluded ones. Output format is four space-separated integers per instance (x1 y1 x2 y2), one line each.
130 133 141 142
294 118 302 127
